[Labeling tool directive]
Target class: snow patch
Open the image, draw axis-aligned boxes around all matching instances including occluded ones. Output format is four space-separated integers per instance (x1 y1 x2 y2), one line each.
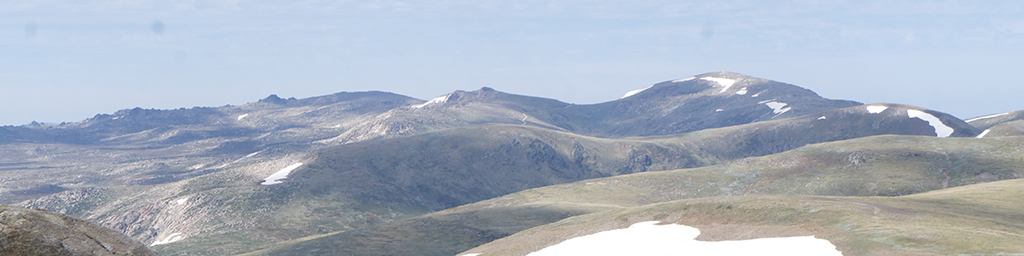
736 87 748 95
527 221 842 256
188 164 205 170
150 233 183 247
764 101 791 114
907 110 954 138
976 129 991 138
700 77 737 93
411 94 451 109
672 77 696 83
175 198 188 205
621 85 654 99
261 163 304 185
237 114 249 120
715 109 724 112
866 105 888 114
965 112 1011 123
751 92 762 97
818 116 827 120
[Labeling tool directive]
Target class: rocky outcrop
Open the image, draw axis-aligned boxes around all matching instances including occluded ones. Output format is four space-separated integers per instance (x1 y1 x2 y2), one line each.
0 205 157 256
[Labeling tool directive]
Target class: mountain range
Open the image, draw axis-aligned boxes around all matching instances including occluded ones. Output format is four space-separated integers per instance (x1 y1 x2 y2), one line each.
1 71 1020 255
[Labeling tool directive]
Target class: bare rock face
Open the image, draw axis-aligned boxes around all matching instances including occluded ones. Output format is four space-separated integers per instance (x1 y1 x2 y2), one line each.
0 205 157 256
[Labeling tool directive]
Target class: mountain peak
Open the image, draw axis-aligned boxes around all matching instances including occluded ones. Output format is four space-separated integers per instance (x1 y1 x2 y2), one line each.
258 94 294 105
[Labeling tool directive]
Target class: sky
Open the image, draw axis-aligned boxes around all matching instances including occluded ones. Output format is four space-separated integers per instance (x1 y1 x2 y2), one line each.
2 0 1023 126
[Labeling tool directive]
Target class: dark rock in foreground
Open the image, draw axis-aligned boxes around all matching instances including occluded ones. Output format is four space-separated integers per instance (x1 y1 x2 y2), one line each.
0 205 157 256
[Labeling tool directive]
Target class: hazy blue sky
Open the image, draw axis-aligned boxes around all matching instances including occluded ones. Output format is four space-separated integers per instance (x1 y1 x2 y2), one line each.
3 1 1023 126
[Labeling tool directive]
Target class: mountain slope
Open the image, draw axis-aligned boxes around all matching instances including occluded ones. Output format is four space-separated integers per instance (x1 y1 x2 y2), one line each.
543 71 862 137
464 178 1024 255
965 110 1024 130
0 71 995 256
244 133 1015 256
359 72 864 139
0 91 420 146
19 101 980 255
982 120 1024 137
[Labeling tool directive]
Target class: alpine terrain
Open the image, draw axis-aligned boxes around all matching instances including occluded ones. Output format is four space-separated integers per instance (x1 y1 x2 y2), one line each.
1 72 1019 256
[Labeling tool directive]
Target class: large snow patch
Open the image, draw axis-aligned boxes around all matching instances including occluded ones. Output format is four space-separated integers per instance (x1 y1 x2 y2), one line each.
763 101 791 114
700 77 737 93
527 221 842 256
866 105 888 114
736 87 748 95
261 163 304 185
411 94 451 109
907 110 954 138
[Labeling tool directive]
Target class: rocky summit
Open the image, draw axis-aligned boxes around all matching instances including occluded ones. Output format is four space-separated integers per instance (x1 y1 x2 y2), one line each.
0 205 157 256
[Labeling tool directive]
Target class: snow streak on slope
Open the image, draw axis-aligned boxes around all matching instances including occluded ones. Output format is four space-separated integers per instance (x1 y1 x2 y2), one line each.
672 77 696 83
866 105 888 114
237 114 249 120
411 94 451 109
976 129 991 138
526 221 842 256
621 85 654 99
700 77 736 93
261 163 304 185
907 110 954 138
736 87 748 95
965 112 1010 123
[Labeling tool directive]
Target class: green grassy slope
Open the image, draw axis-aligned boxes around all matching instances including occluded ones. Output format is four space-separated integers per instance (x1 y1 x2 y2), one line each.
464 178 1024 256
984 120 1024 137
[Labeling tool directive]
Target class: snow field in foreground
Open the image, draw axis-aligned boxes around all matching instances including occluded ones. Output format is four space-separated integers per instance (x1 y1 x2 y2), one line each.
526 221 842 256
